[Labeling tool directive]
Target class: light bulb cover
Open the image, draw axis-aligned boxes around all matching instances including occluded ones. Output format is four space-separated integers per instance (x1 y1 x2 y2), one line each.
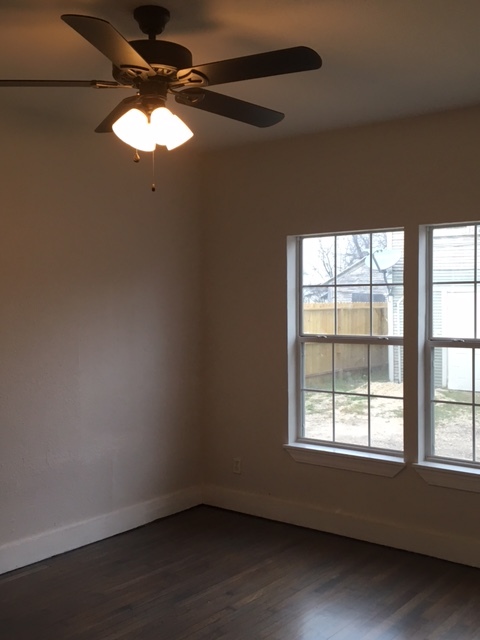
149 107 173 146
112 104 193 151
112 108 156 152
150 107 194 150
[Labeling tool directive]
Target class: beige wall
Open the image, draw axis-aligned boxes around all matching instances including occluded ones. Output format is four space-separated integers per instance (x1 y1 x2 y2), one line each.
0 114 202 570
200 106 480 563
3 104 480 572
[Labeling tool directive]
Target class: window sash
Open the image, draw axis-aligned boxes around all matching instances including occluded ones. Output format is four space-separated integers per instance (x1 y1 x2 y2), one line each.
299 232 404 339
296 229 404 455
425 224 480 466
298 337 404 452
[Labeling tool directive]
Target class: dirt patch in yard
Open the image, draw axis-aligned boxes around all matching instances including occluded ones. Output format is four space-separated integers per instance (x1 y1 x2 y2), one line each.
304 382 478 460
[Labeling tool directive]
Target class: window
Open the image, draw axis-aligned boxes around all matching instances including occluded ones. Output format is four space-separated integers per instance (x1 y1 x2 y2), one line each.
426 223 480 467
287 223 480 486
287 229 405 472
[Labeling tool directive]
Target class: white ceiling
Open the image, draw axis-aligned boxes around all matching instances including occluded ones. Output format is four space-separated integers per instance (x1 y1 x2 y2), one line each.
1 0 480 150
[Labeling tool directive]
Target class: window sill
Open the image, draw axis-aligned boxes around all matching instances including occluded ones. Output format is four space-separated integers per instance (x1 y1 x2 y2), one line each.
284 443 406 477
414 462 480 493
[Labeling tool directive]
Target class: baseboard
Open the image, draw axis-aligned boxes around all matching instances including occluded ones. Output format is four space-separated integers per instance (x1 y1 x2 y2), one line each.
0 486 202 576
203 484 480 569
4 484 479 575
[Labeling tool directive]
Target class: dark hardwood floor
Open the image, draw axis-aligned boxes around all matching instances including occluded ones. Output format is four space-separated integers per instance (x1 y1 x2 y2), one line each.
1 506 479 639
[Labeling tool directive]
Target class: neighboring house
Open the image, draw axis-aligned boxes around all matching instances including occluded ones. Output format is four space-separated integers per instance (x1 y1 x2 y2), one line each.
431 227 480 392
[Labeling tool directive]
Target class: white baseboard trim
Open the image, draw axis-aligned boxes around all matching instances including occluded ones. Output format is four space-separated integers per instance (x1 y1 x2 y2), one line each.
4 484 479 575
203 484 480 569
0 486 202 576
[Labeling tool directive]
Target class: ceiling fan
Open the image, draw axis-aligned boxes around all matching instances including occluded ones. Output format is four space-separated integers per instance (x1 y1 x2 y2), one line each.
0 5 322 152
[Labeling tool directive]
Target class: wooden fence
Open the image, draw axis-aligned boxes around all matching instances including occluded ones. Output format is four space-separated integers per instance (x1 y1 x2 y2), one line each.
304 303 388 379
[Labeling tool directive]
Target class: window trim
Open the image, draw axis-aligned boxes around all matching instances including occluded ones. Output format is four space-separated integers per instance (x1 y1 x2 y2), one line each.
423 223 480 468
285 442 405 477
287 229 405 473
414 461 480 492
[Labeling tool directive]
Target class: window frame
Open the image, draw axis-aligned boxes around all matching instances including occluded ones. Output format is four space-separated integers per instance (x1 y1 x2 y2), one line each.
423 223 480 469
285 229 406 477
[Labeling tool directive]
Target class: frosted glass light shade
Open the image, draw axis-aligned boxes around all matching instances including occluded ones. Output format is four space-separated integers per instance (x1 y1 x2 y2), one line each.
150 107 194 150
112 106 193 152
112 109 156 152
149 107 172 146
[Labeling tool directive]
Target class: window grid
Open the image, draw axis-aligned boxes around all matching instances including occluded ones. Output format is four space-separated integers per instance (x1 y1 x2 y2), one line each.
297 229 404 455
426 224 480 466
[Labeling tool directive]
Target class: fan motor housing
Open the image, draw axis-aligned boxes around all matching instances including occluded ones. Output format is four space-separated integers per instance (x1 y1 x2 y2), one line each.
112 39 193 84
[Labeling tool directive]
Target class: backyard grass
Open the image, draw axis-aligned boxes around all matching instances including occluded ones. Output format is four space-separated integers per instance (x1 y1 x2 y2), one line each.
304 382 479 460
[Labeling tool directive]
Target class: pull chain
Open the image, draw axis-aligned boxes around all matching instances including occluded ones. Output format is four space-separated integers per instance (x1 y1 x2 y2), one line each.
151 148 156 192
131 149 156 191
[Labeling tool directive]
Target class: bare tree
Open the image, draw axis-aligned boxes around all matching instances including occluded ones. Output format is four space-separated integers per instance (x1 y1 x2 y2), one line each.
303 232 387 302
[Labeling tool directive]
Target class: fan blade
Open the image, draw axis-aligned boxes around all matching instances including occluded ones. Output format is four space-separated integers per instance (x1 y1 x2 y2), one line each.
177 46 321 87
61 14 152 73
175 88 284 128
95 95 141 133
0 79 128 88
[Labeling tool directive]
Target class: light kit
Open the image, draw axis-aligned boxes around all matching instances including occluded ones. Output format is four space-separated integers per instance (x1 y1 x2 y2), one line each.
112 104 193 152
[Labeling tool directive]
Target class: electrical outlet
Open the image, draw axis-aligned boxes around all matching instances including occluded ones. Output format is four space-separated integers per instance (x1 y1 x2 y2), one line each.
233 457 241 474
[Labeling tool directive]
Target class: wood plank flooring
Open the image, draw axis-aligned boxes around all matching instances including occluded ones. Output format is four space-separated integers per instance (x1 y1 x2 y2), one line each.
1 506 479 639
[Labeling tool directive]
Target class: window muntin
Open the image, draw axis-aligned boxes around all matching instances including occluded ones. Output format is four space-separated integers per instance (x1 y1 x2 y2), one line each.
298 229 404 454
427 224 480 466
